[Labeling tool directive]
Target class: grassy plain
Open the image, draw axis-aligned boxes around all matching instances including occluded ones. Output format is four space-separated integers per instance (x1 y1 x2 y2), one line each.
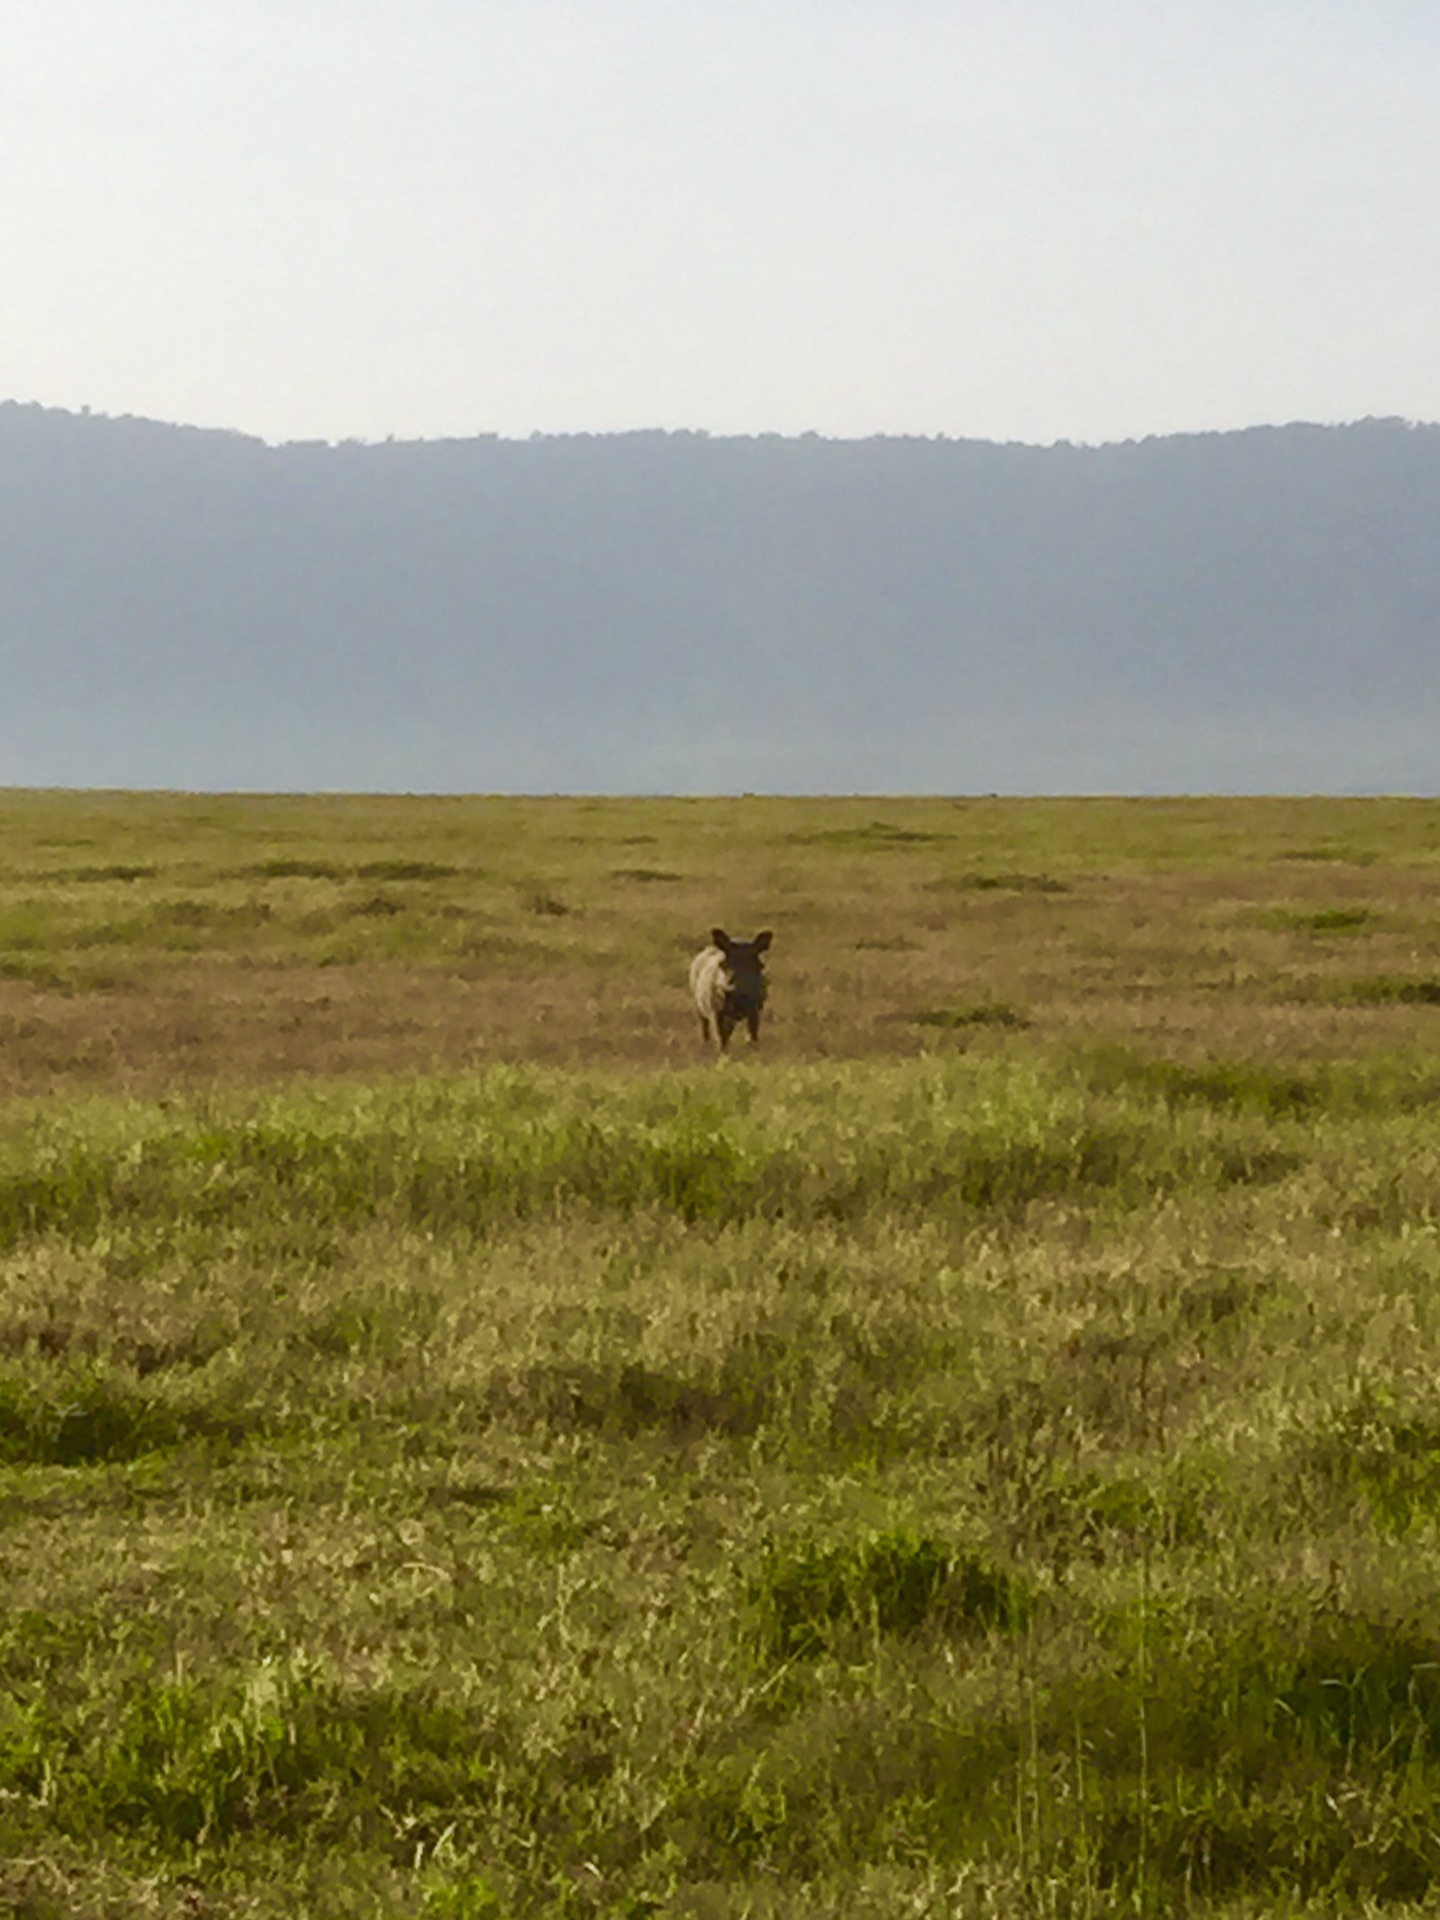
4 793 1440 1916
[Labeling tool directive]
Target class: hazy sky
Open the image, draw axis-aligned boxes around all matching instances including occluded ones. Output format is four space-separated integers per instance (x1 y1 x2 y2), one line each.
3 1 1436 446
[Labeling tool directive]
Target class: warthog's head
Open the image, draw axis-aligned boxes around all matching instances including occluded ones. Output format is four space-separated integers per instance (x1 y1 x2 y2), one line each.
712 927 772 1015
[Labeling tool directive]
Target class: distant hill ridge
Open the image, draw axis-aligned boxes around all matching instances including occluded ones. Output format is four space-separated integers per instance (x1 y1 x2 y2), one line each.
2 403 1437 792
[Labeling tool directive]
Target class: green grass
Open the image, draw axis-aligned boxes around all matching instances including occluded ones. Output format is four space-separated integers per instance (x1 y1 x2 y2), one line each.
2 1047 1440 1914
5 794 1440 1914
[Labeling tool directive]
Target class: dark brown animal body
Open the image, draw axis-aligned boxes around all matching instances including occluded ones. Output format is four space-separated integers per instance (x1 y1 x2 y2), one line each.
689 928 773 1054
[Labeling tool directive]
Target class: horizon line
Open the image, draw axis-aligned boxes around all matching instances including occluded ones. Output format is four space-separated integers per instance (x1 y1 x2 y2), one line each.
4 397 1438 457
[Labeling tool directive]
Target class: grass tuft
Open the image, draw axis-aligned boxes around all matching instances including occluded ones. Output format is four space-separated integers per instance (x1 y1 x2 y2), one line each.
1083 1045 1323 1116
240 857 350 880
58 864 160 884
789 820 948 847
0 1365 240 1464
1302 905 1376 932
912 1002 1030 1031
1298 1384 1440 1537
1338 976 1440 1007
744 1531 1032 1664
928 870 1070 893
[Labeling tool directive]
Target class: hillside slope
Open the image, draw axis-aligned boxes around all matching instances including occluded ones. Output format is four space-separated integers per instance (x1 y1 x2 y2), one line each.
2 406 1437 791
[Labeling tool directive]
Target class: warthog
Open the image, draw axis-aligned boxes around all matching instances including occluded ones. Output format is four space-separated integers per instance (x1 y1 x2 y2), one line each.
690 928 774 1054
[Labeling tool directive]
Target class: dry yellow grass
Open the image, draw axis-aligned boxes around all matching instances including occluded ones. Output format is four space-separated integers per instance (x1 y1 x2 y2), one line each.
2 791 1440 1095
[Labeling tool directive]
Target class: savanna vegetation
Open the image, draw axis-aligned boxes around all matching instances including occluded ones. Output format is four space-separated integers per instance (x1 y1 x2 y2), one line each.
4 792 1440 1917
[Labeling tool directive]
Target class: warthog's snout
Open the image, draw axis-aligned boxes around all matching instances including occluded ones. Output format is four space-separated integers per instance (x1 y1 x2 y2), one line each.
690 927 773 1054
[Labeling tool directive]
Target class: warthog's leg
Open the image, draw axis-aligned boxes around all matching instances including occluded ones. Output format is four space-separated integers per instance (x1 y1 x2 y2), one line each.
698 1012 713 1047
716 1011 736 1053
745 1009 761 1044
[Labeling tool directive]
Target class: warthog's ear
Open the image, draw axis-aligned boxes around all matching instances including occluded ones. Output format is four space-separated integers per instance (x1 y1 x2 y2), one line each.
753 930 773 953
711 927 731 952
